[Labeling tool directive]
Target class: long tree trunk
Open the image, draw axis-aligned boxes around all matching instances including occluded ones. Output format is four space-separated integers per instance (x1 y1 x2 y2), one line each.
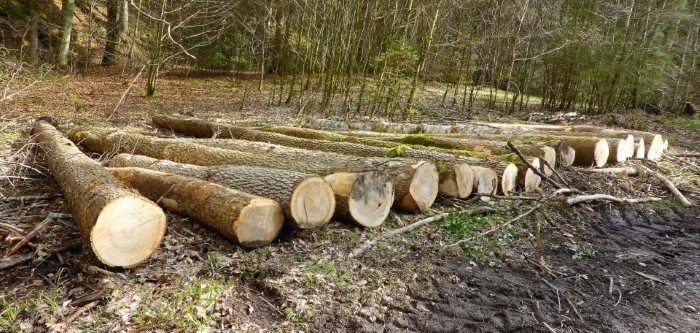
109 167 283 248
119 0 129 53
108 154 338 229
102 0 120 66
58 0 75 69
68 129 437 213
32 121 166 267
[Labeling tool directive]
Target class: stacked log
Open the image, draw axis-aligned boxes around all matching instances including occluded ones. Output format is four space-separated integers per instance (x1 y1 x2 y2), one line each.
68 129 437 213
109 167 284 247
108 154 339 229
258 126 520 194
32 121 166 268
153 115 503 198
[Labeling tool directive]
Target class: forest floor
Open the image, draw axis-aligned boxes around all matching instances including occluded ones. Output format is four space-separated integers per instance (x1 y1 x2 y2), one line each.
1 68 699 332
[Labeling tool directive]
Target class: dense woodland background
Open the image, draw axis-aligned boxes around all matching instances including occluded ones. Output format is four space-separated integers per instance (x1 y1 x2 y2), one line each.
1 0 698 118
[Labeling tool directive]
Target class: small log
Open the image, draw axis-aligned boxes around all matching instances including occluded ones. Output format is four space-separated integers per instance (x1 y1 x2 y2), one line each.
108 154 336 229
109 167 284 247
636 138 646 159
33 121 166 268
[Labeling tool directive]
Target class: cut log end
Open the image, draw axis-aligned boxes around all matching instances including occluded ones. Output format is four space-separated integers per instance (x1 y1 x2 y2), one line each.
399 162 439 212
235 197 285 248
91 197 166 268
555 141 576 167
625 135 635 158
520 158 542 193
289 177 336 229
636 138 646 159
593 139 610 167
438 164 474 198
500 163 519 196
614 139 629 163
472 166 498 195
347 171 394 228
646 134 664 161
540 146 557 176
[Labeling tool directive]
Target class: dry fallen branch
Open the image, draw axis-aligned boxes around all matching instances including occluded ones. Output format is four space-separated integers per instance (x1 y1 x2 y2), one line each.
566 194 662 206
5 217 53 256
576 167 639 176
351 207 495 257
641 165 693 206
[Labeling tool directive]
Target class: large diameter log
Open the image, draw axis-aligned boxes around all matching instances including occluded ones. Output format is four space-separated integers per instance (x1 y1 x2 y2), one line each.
607 138 630 164
645 134 664 161
154 115 472 199
564 137 609 167
107 154 335 229
471 166 498 195
32 121 166 268
324 171 394 227
496 163 519 196
552 141 576 167
68 130 437 213
109 167 283 247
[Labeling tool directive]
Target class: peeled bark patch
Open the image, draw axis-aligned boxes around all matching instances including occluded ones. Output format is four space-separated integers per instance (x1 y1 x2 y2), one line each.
108 154 334 229
32 120 166 267
109 167 283 247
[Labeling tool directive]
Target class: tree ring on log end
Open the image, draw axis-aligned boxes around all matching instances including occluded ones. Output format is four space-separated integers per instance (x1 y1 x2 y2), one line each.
437 164 474 198
290 177 336 229
593 139 609 167
91 197 166 268
472 166 498 195
348 171 394 228
402 162 439 212
235 197 284 248
501 163 518 196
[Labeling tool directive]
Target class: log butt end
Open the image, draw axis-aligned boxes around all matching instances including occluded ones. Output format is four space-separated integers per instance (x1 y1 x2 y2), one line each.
615 139 629 163
593 139 609 167
348 171 394 228
438 164 474 198
636 138 646 159
500 163 519 196
523 158 542 193
540 146 557 176
555 141 576 167
290 177 336 229
236 197 284 248
625 135 635 158
472 166 498 195
91 197 167 268
398 162 439 212
646 134 664 161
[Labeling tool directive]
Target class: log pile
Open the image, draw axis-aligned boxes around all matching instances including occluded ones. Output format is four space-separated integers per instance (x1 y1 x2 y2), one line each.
24 114 678 268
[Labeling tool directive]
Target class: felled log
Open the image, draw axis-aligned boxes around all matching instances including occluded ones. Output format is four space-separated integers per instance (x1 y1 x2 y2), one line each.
562 137 610 167
323 171 394 227
68 129 437 213
517 158 542 192
262 126 518 194
32 121 166 267
635 138 646 159
644 134 664 161
109 167 284 247
153 115 479 199
107 154 337 229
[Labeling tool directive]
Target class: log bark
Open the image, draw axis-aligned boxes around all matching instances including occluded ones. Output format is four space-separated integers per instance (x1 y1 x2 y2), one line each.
563 137 609 167
109 167 284 247
68 129 437 213
107 154 336 229
32 121 166 267
153 115 474 199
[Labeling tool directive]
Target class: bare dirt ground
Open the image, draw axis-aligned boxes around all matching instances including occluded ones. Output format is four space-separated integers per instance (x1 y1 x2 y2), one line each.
1 69 699 332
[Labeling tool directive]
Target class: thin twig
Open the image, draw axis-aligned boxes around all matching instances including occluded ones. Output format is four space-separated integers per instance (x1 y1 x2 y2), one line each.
65 300 99 325
641 165 693 206
5 217 53 256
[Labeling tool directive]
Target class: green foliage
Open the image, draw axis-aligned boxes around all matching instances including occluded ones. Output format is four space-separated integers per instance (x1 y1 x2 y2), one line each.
372 38 418 77
441 212 488 242
386 145 412 157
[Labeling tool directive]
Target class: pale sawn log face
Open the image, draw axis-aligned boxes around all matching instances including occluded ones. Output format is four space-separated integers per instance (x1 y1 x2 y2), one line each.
108 154 335 229
33 121 166 268
109 167 284 248
324 171 394 228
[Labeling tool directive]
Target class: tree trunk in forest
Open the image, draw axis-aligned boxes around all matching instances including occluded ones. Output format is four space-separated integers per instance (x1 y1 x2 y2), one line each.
32 121 166 267
109 167 283 248
67 129 438 213
58 0 75 69
107 154 336 229
119 0 129 52
152 115 474 199
28 0 39 64
102 0 120 65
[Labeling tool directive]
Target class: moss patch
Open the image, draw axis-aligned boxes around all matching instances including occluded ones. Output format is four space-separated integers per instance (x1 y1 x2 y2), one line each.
386 145 413 158
400 134 434 146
